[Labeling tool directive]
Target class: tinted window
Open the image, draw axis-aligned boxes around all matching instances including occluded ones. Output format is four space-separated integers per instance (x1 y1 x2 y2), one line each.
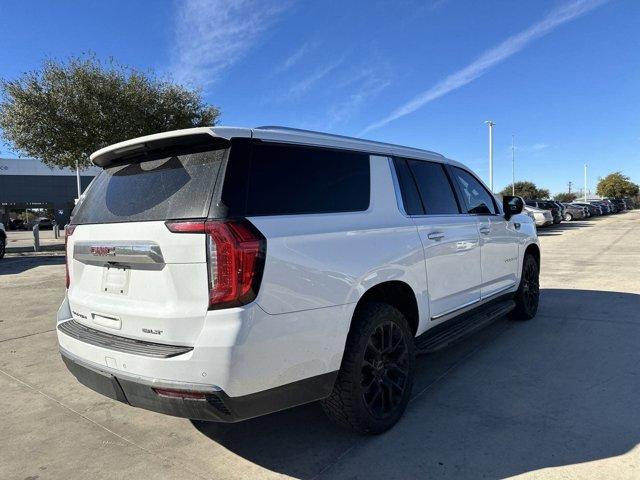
72 143 226 224
393 158 424 215
223 142 370 216
451 167 496 215
405 159 459 214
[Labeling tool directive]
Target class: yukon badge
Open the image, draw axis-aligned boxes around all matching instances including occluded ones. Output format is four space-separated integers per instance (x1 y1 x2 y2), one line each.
90 246 116 256
142 328 163 335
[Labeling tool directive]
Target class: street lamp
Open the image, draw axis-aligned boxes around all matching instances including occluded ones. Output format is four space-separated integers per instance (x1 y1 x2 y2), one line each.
584 163 588 202
511 134 516 196
76 159 82 200
484 121 495 192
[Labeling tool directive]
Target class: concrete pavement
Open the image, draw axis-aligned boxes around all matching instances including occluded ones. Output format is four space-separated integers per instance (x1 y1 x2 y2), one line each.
1 212 639 479
4 229 66 253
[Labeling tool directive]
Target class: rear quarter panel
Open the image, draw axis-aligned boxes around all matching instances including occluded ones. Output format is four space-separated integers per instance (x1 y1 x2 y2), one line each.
249 155 427 320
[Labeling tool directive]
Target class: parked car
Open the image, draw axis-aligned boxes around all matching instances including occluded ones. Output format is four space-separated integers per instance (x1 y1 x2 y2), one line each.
8 218 24 230
24 217 56 230
0 222 6 259
553 201 566 218
56 126 540 434
573 202 602 216
524 205 554 227
601 199 619 213
525 200 562 224
589 201 611 214
610 198 627 212
560 203 586 221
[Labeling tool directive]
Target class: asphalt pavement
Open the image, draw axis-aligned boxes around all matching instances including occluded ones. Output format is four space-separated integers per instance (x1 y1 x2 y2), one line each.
1 212 639 479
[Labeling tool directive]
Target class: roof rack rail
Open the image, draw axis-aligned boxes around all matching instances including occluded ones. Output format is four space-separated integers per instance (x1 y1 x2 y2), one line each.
254 125 444 158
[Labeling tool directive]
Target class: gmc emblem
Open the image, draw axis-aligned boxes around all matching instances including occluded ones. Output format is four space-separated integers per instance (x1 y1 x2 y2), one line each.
90 246 115 256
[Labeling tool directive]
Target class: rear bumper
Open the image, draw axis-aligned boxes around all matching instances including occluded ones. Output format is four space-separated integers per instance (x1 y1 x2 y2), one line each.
61 346 337 422
57 295 345 421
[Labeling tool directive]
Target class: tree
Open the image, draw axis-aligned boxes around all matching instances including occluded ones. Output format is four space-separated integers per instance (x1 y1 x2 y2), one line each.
554 192 577 202
0 55 220 169
596 172 639 198
500 181 550 199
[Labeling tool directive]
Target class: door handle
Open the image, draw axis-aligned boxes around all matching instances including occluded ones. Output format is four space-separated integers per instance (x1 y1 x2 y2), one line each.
427 231 445 241
514 222 521 230
479 226 491 235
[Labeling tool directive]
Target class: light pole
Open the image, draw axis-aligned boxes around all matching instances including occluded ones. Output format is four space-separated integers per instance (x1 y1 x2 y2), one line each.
511 134 516 195
583 163 588 202
485 121 495 192
75 159 82 200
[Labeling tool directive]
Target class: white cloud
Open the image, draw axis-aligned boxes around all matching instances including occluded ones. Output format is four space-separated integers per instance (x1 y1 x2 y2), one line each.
327 70 391 127
287 57 346 98
171 0 289 88
509 142 550 154
530 143 550 151
360 0 609 135
273 41 318 74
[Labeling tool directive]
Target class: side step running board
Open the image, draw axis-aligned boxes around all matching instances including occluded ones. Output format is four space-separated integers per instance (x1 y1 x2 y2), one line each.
415 299 515 354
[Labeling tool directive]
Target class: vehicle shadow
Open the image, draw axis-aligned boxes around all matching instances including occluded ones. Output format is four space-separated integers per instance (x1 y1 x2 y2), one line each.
536 221 593 235
192 288 640 479
0 255 65 275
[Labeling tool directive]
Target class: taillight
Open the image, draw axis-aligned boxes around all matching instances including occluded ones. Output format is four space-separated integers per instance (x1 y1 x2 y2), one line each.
65 224 76 289
166 219 266 309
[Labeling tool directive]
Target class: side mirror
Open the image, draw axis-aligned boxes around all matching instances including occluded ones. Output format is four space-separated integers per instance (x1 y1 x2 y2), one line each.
503 195 524 220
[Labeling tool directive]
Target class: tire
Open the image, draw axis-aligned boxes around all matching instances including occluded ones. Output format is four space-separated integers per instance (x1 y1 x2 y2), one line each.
510 254 539 320
0 236 5 259
564 212 573 221
321 302 415 434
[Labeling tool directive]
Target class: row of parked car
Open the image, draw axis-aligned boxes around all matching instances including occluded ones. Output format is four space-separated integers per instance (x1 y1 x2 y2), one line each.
4 217 57 231
522 197 635 227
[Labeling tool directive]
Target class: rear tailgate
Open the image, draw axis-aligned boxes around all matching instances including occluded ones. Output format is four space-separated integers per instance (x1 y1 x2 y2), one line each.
66 134 230 346
67 222 208 345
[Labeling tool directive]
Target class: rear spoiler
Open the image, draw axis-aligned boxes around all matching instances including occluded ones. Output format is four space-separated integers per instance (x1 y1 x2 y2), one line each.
90 127 252 168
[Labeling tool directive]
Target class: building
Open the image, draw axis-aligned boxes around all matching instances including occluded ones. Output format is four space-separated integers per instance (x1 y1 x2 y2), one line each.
0 157 98 227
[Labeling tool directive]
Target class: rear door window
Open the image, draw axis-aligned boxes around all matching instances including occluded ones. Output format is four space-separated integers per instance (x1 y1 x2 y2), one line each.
72 141 227 224
392 158 424 215
404 159 460 215
222 142 370 216
450 167 497 215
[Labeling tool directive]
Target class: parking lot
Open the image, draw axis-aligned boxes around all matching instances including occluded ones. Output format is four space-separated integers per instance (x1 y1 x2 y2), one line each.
1 211 639 480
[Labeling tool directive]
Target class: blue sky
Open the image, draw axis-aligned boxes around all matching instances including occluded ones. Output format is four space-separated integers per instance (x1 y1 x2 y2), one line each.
0 0 638 195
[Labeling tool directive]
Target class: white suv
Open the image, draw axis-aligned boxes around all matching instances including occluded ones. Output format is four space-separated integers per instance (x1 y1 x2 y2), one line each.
57 126 540 434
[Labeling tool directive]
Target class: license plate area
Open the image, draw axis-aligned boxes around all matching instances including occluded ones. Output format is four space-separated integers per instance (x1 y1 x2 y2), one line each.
101 264 131 295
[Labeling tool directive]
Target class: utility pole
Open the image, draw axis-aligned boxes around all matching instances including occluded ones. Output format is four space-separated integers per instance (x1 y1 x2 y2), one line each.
485 121 495 192
511 134 516 195
568 181 573 194
75 159 82 199
584 163 588 202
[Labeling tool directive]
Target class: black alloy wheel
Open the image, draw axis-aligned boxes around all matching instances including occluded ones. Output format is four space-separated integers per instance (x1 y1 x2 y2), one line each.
510 254 539 320
321 302 415 434
361 320 410 420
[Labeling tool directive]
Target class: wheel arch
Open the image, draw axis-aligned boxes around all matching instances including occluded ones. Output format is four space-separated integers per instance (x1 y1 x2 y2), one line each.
350 280 420 337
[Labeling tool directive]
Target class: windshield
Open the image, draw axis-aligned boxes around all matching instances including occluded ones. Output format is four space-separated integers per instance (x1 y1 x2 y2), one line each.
72 143 227 225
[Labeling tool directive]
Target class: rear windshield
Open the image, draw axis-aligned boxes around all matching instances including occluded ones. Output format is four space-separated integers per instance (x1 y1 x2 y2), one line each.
72 143 227 225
